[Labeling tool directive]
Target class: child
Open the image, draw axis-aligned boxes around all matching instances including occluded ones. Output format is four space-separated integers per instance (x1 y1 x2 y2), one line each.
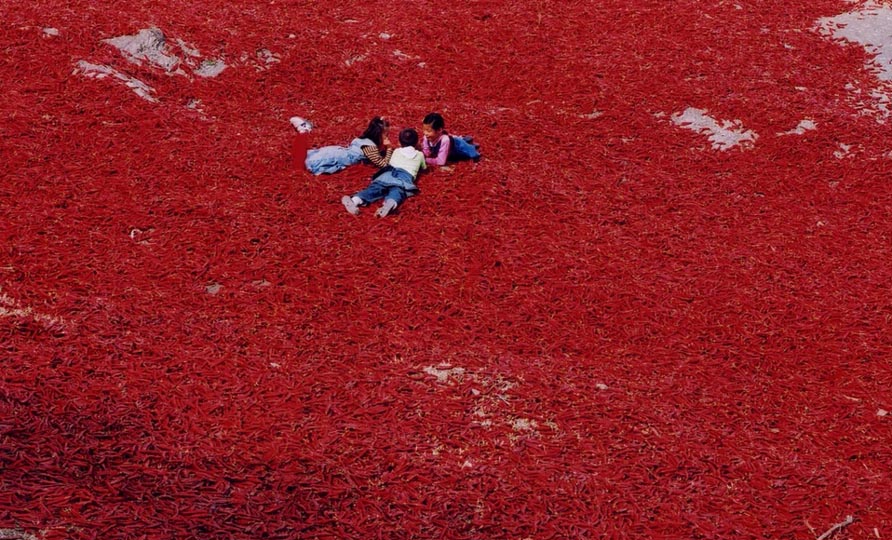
421 112 451 166
421 112 481 166
356 116 393 168
305 116 393 174
341 128 426 217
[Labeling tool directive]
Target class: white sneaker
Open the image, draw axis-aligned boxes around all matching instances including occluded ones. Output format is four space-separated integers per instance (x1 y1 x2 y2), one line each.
289 116 313 133
341 195 360 215
376 198 397 217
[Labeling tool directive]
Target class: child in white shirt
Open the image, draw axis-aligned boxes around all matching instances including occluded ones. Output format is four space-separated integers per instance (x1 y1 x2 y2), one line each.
342 128 427 217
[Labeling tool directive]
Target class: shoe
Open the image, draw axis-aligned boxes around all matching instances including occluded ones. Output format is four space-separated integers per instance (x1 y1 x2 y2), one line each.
376 198 397 217
342 195 360 215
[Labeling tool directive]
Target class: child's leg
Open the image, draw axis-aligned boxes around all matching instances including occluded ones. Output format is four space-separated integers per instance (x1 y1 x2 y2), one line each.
375 186 407 217
343 181 389 214
353 181 388 204
450 135 481 162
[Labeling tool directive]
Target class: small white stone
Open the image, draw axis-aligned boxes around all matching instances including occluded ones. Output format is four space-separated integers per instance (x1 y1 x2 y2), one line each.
256 48 280 64
345 54 367 66
423 365 465 383
194 59 226 78
512 418 538 431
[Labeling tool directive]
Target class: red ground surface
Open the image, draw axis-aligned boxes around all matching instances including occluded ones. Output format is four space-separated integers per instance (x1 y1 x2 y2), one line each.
2 0 892 538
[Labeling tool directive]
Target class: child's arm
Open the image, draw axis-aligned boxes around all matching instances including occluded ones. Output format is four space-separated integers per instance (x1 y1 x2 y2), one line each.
425 135 450 166
361 145 393 168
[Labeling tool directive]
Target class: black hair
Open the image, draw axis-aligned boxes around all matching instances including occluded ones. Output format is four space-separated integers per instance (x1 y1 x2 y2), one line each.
422 112 445 131
359 116 389 147
399 128 419 148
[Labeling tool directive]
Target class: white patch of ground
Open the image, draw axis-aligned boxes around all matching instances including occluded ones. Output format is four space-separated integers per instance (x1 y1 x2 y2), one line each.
194 59 226 78
103 28 183 74
256 48 280 65
818 2 892 120
42 27 59 37
102 28 228 79
0 288 65 331
420 365 556 443
511 418 538 431
345 54 367 66
176 38 202 58
423 365 466 383
78 27 264 110
818 2 892 81
75 60 157 102
834 142 853 158
0 529 40 540
869 89 892 115
670 107 758 150
778 119 817 135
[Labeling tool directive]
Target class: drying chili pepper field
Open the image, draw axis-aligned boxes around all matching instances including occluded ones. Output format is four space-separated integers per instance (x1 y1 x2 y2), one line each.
3 0 892 538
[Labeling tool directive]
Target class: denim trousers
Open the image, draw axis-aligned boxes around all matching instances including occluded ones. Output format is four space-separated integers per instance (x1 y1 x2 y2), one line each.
450 135 481 161
305 138 375 175
354 180 407 205
305 145 364 174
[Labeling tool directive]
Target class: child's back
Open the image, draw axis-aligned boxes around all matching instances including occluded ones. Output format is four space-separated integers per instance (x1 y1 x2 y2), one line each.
388 145 425 179
341 128 426 218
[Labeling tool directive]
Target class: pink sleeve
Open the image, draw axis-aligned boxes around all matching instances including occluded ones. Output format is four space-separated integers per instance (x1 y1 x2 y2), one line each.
422 137 431 157
426 135 450 166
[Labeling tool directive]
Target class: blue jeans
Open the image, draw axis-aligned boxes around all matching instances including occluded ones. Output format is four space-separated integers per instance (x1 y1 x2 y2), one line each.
305 145 364 174
450 135 480 161
354 180 407 206
305 138 375 175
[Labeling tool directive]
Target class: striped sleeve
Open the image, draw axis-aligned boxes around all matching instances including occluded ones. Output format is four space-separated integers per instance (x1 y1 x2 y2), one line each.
361 145 393 168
